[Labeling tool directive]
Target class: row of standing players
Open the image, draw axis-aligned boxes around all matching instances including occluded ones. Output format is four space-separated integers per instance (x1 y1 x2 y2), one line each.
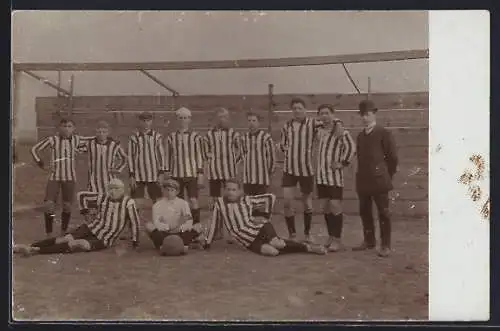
23 98 398 258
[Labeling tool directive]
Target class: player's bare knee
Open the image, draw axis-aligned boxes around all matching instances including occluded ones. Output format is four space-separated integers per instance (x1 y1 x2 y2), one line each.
329 200 342 215
62 202 72 213
68 239 91 251
260 244 280 256
144 222 156 233
321 199 330 214
55 234 74 244
302 194 313 210
44 201 55 214
269 237 286 249
189 198 198 209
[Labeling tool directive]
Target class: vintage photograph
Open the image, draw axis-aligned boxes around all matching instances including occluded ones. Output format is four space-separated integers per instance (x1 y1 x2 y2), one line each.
11 11 429 320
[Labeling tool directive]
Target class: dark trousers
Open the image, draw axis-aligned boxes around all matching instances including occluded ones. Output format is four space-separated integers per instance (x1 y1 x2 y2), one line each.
358 192 391 248
31 224 106 254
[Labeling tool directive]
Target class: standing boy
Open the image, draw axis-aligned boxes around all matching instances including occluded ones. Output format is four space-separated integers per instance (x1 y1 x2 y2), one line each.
316 104 356 252
165 107 204 224
204 107 241 240
127 111 166 204
203 180 327 256
279 97 322 242
30 118 88 237
13 179 140 256
240 112 275 196
353 100 398 257
82 120 127 193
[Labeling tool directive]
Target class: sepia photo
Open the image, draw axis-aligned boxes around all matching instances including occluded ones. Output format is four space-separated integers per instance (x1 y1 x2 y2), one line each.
10 10 489 322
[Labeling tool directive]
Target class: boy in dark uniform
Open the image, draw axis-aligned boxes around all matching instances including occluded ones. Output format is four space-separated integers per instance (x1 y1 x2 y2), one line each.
353 100 398 257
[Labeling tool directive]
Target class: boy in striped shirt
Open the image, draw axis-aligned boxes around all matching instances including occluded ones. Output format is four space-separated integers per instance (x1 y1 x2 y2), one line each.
13 179 140 256
204 107 241 198
279 97 322 242
241 112 275 196
204 179 326 256
204 107 241 240
81 121 127 193
165 107 204 224
127 111 167 203
316 104 356 252
31 118 88 237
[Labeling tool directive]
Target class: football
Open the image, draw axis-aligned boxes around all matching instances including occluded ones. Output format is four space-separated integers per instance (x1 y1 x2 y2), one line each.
159 235 186 256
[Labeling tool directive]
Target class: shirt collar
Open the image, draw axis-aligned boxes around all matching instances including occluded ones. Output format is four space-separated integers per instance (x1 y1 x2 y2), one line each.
364 122 377 134
137 129 153 136
248 129 261 136
95 137 112 145
59 135 73 140
214 126 229 132
223 196 242 204
292 117 307 125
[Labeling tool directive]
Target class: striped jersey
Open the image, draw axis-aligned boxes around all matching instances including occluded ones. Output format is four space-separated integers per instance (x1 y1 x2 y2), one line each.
203 127 241 180
31 135 88 181
205 193 276 247
279 118 322 177
316 127 356 187
77 191 140 247
240 130 276 185
81 137 127 193
127 130 166 182
166 130 204 178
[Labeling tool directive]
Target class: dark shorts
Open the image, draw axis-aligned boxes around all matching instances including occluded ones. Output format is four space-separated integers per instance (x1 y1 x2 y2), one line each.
173 177 199 199
70 224 106 251
131 181 163 202
243 184 269 196
281 173 314 194
209 179 226 197
317 185 344 200
148 229 201 249
44 180 75 203
248 222 278 254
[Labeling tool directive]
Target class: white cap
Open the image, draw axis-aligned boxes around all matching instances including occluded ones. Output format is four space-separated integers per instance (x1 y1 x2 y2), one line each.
175 107 192 118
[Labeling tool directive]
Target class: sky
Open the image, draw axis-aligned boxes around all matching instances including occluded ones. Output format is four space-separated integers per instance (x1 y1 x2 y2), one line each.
12 10 428 138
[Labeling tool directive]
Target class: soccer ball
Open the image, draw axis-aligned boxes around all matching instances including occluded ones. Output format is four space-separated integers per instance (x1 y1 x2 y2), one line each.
159 235 186 256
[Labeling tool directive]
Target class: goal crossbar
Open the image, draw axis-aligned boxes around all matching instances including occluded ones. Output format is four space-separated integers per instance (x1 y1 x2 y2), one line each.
13 49 428 72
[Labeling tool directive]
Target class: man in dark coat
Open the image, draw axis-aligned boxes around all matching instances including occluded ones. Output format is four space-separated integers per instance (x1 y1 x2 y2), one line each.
353 100 398 257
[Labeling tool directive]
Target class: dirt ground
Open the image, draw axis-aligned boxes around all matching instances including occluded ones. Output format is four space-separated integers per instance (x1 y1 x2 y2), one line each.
11 146 428 321
12 212 428 321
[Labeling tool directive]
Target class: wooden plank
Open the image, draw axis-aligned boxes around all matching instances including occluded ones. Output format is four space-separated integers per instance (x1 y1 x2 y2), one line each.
15 49 429 72
36 92 428 112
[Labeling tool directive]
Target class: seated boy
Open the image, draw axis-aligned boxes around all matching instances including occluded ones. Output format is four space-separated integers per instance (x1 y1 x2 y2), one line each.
204 179 327 256
145 179 204 254
13 179 140 256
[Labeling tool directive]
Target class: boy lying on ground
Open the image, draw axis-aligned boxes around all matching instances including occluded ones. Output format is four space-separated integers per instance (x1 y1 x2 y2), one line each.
13 179 140 257
203 179 327 256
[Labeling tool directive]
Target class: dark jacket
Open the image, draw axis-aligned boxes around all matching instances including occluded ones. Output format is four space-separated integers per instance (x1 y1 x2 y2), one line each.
355 125 398 194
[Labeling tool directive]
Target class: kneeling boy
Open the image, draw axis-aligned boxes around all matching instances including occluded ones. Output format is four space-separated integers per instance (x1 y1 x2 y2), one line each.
204 179 327 256
13 179 140 256
145 179 203 254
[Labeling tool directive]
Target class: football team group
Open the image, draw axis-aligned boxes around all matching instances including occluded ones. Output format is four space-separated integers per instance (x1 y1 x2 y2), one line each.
13 97 398 259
